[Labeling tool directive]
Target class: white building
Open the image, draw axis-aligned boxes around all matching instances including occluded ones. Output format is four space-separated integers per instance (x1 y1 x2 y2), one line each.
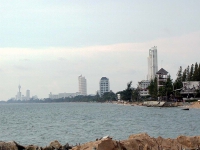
147 46 158 80
138 80 150 97
78 75 87 95
99 77 110 96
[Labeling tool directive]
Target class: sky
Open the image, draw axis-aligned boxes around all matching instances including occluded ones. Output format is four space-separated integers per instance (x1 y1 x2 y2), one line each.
0 0 200 100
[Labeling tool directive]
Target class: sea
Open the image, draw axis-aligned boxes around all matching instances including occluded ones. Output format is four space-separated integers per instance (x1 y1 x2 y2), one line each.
0 102 200 146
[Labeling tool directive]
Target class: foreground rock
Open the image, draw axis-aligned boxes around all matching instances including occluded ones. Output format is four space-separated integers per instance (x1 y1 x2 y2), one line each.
71 133 200 150
1 133 200 150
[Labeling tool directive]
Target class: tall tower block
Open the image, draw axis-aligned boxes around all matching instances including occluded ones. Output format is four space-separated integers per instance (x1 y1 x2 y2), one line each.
147 46 158 80
78 75 87 96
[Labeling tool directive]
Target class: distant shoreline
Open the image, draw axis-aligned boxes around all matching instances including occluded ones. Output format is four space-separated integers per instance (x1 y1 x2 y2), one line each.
1 100 200 109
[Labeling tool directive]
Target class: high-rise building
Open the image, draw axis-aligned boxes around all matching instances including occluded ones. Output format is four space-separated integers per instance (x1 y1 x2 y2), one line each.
26 90 30 100
99 77 110 96
147 46 158 80
78 75 87 95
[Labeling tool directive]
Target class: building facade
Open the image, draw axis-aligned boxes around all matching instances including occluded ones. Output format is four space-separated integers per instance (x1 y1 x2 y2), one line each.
147 46 158 80
180 81 200 100
156 68 168 90
138 80 150 97
99 77 110 96
78 75 87 95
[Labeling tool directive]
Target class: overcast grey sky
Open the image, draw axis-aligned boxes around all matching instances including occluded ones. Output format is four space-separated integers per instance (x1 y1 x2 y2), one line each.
0 1 200 100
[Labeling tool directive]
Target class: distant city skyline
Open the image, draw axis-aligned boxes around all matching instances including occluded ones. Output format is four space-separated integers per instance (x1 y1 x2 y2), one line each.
12 85 32 101
0 1 200 100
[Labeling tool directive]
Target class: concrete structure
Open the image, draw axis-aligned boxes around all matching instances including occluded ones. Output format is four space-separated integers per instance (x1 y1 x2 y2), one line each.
26 90 30 100
147 46 158 80
78 75 87 95
99 77 110 96
138 80 150 97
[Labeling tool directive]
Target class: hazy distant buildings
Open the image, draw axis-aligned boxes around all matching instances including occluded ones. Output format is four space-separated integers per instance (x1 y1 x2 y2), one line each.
49 92 80 99
26 90 30 100
78 75 87 95
99 77 110 96
147 46 158 80
14 85 32 101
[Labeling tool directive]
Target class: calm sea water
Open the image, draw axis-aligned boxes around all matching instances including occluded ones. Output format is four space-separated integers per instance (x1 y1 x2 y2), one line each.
0 103 200 146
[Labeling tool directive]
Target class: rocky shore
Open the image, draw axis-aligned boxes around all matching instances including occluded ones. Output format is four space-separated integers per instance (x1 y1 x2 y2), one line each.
1 133 200 150
113 100 200 109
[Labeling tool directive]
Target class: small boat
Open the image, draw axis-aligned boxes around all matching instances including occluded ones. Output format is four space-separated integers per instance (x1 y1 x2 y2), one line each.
182 108 189 110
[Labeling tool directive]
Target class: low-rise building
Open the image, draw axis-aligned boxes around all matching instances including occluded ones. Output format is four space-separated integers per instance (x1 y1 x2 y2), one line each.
156 68 169 90
180 81 200 100
138 80 150 97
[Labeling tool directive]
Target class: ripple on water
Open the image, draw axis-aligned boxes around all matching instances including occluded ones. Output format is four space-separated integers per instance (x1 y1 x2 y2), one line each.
0 103 200 146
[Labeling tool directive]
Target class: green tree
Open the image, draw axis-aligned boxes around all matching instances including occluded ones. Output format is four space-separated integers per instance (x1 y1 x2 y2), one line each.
96 91 101 101
158 75 173 100
116 81 133 101
198 63 200 81
165 75 173 97
101 91 116 101
182 69 187 81
147 77 157 99
193 62 199 81
186 66 190 81
189 64 194 81
132 88 140 101
173 66 183 96
148 79 154 96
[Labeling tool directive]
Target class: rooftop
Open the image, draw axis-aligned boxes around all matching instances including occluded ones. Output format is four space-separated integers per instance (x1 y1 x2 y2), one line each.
156 68 168 75
101 77 109 80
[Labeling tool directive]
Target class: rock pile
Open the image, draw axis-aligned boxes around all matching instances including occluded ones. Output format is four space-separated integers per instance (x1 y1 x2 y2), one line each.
1 133 200 150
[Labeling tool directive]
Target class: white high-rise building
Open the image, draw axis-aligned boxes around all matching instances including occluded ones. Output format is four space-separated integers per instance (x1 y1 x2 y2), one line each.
78 75 87 95
99 77 110 96
26 90 30 100
147 46 158 80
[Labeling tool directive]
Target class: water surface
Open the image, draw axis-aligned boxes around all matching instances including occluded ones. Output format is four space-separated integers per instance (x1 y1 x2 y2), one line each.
0 103 199 146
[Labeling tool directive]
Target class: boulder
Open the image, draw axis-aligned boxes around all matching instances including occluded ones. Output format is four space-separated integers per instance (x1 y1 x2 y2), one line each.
177 135 200 149
0 141 25 150
48 140 62 150
25 145 42 150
